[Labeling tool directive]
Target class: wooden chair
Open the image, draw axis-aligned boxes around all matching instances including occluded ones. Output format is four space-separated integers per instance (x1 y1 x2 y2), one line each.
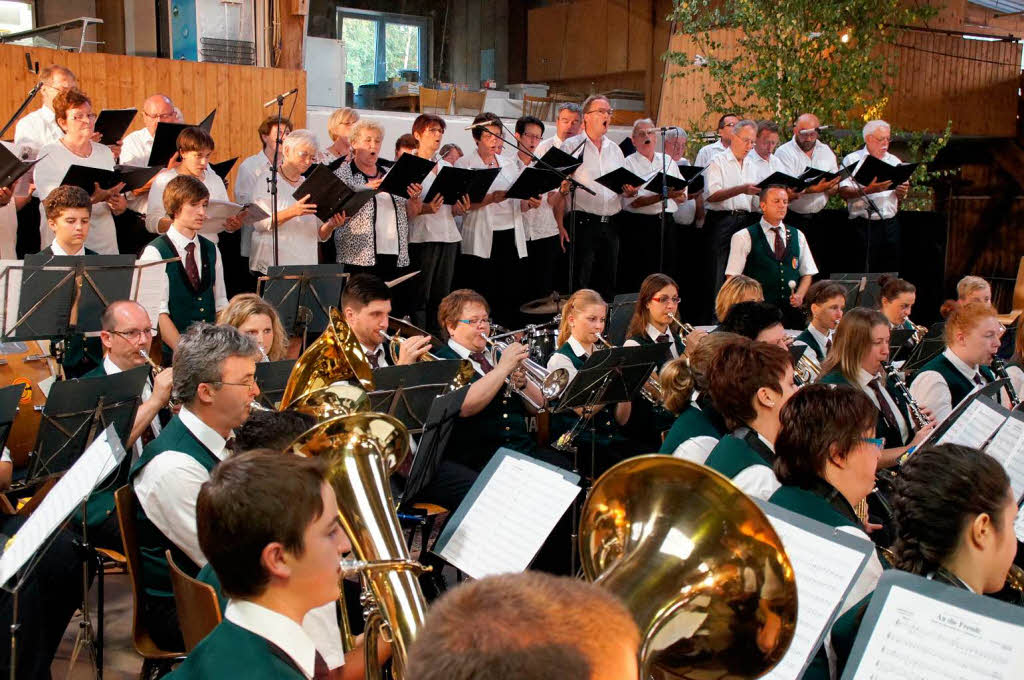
166 550 222 652
418 87 454 115
997 257 1024 326
114 486 185 676
453 89 487 116
522 95 555 121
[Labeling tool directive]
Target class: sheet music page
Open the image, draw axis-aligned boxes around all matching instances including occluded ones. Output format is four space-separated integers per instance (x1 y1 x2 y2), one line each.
131 261 166 329
205 199 244 221
1015 506 1024 544
438 456 579 579
984 415 1024 500
936 398 1006 448
0 260 22 337
0 426 125 587
848 585 1024 680
761 514 870 679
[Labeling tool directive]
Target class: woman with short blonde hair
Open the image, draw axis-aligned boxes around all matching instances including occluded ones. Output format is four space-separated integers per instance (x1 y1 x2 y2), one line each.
320 107 360 164
715 275 763 323
217 293 288 360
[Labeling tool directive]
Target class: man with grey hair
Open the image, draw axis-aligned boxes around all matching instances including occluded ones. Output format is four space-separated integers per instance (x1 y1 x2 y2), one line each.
129 322 261 650
703 118 762 316
694 112 739 168
838 119 908 272
536 102 582 156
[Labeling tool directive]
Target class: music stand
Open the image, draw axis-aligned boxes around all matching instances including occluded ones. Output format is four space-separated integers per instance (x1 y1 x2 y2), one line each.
831 272 898 311
900 327 945 373
887 328 915 364
397 383 469 513
606 293 638 346
368 361 466 435
254 359 297 408
0 383 24 453
259 264 347 350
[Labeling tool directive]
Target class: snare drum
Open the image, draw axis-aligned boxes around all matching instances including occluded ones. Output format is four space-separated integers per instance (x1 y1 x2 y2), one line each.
0 340 54 467
526 328 558 366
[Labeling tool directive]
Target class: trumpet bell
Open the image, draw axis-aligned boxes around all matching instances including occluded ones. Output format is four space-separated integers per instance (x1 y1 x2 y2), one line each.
541 367 569 399
580 455 797 678
285 383 371 421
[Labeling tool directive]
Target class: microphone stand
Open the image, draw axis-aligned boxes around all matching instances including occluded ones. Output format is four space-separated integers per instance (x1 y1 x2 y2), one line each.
0 54 41 143
266 92 294 268
835 149 885 274
659 127 669 273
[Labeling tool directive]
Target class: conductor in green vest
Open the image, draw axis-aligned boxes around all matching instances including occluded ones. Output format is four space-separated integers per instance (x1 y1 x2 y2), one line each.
138 174 228 364
168 451 358 680
130 322 261 650
724 185 817 330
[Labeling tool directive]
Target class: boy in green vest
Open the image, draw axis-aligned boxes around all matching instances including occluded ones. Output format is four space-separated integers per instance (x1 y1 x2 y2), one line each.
138 174 228 362
794 280 845 361
130 322 260 650
169 450 356 679
724 185 817 330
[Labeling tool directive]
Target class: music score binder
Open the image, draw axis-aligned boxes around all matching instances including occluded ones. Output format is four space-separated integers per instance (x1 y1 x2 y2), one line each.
594 166 645 194
147 109 216 166
678 164 705 193
0 143 40 188
504 166 563 200
642 171 688 195
292 164 376 222
756 170 808 191
422 166 500 205
850 154 919 187
211 156 238 183
93 108 137 145
58 164 163 194
538 146 582 173
377 152 436 198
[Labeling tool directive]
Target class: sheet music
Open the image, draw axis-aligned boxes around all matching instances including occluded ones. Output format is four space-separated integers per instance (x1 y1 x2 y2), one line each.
437 455 579 579
984 415 1024 500
0 260 22 337
936 398 1006 448
847 585 1024 680
762 514 871 680
131 262 166 329
0 425 125 588
1015 506 1024 544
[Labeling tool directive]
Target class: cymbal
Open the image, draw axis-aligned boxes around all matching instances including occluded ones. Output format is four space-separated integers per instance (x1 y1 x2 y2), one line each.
520 292 566 316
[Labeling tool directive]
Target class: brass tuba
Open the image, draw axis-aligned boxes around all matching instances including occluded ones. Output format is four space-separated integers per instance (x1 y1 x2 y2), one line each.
580 455 797 678
280 307 375 408
291 413 429 680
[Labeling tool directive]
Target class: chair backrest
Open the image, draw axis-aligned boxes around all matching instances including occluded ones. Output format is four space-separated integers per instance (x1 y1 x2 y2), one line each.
166 550 223 652
522 95 555 121
454 89 487 116
419 87 454 115
114 485 184 658
1012 257 1024 312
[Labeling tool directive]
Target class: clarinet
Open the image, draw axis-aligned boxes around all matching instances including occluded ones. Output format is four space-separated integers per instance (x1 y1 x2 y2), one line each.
881 360 928 429
991 357 1021 408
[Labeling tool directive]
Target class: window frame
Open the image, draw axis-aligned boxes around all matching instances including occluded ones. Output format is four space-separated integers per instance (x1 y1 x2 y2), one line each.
335 7 431 85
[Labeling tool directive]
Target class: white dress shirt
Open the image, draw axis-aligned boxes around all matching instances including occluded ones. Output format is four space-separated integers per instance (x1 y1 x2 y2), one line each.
34 140 119 254
535 134 570 158
14 106 62 160
119 127 155 166
840 147 902 220
856 367 910 444
909 348 984 423
409 158 461 244
47 240 85 256
796 324 831 359
547 336 588 379
225 601 319 678
560 132 625 216
138 224 229 316
671 396 720 464
774 138 838 214
514 156 560 241
745 150 782 213
729 433 782 501
621 151 683 215
694 139 728 168
145 168 231 242
703 149 760 212
622 323 680 361
132 407 230 566
361 342 389 368
0 142 18 260
249 176 328 274
455 150 527 259
725 218 818 277
235 152 274 257
447 338 488 377
103 355 159 462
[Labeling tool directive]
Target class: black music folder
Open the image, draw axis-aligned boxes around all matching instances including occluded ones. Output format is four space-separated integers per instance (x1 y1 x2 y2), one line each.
378 153 436 197
851 154 919 187
756 171 807 191
93 108 137 145
594 167 645 194
679 164 705 193
422 166 500 204
211 156 238 183
466 167 502 203
301 155 347 179
58 164 163 194
505 166 563 200
0 143 40 188
797 167 843 184
643 171 689 195
147 109 216 166
539 146 582 172
292 164 376 222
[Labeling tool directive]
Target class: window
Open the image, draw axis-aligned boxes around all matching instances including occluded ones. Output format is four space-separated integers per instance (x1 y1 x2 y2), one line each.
337 8 429 89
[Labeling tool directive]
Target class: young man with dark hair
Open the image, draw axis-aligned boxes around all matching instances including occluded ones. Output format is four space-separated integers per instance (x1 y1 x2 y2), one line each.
717 300 789 348
139 175 228 357
796 280 846 360
341 273 432 368
394 133 418 159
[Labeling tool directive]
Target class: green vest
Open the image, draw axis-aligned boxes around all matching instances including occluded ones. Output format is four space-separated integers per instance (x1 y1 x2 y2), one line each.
432 344 536 470
911 353 995 410
150 234 217 357
128 415 221 599
741 223 801 310
659 404 722 454
622 333 677 446
818 368 913 448
549 343 625 446
795 328 826 361
768 485 859 531
705 432 771 480
197 563 229 613
166 620 306 680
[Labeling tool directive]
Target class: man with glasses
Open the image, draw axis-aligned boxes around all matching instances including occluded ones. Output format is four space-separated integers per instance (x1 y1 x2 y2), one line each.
14 64 77 161
774 113 840 255
77 300 173 551
694 113 739 168
130 322 261 651
563 95 632 301
120 94 179 166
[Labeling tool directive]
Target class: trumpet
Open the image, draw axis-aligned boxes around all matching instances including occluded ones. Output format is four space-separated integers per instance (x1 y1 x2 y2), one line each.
378 329 476 392
666 313 696 345
480 332 569 410
907 319 929 345
139 348 162 373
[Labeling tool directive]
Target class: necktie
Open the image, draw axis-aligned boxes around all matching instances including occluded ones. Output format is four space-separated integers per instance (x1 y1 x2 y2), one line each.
973 373 986 386
367 348 380 369
313 651 330 680
656 333 671 344
183 242 200 289
824 334 833 354
771 227 786 260
469 351 494 374
868 377 900 434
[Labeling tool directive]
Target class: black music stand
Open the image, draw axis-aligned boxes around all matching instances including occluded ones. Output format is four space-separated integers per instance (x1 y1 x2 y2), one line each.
368 360 466 435
887 328 915 364
830 272 898 311
606 293 638 346
254 359 297 408
899 327 945 373
0 383 24 454
398 384 468 513
259 264 347 350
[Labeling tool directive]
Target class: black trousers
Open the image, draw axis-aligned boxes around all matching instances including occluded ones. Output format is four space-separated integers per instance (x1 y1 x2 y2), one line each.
455 230 526 329
345 254 414 318
617 211 673 294
409 241 459 334
674 221 707 323
705 209 755 318
851 216 901 275
526 234 563 302
143 594 185 652
219 230 257 298
570 211 620 301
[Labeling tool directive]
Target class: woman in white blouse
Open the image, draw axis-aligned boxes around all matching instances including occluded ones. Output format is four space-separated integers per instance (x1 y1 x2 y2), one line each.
33 88 125 254
249 129 346 274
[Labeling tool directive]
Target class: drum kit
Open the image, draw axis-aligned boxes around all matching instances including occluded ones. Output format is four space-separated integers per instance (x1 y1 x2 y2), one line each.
518 292 565 366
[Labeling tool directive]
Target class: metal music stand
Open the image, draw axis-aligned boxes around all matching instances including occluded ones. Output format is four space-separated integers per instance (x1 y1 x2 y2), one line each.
254 359 297 408
606 292 639 345
259 264 347 351
368 361 466 435
899 327 945 373
831 272 898 311
397 384 468 513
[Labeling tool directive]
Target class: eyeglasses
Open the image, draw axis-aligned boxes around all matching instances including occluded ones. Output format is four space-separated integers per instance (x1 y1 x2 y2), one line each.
67 113 96 124
520 133 543 142
143 110 176 121
586 108 614 116
457 317 491 327
859 437 885 450
651 296 681 304
210 379 259 391
111 328 157 342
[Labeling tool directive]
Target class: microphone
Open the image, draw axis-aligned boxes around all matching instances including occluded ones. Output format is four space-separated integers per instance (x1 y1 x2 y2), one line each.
798 125 830 136
464 120 497 130
263 88 299 108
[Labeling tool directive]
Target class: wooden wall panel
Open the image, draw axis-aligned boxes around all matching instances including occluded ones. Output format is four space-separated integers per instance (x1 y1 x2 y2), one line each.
0 44 306 191
562 0 609 79
607 0 630 74
628 0 653 73
526 4 568 81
